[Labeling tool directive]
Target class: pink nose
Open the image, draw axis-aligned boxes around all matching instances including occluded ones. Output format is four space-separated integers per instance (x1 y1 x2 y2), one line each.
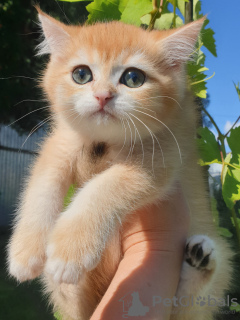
95 92 113 109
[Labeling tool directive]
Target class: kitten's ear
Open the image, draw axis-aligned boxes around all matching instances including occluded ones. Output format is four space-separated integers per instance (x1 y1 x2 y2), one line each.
35 6 70 56
157 18 205 68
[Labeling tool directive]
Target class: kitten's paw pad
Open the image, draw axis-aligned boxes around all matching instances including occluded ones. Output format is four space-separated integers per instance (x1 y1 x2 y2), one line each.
8 257 44 282
185 235 216 270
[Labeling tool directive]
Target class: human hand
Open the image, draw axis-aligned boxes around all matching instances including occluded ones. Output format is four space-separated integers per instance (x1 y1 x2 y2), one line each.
90 185 190 320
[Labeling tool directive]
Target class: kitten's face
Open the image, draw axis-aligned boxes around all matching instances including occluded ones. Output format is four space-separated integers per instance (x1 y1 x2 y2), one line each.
38 11 203 143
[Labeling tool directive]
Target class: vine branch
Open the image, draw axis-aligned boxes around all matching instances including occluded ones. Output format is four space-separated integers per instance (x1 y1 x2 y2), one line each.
201 106 222 138
148 0 163 31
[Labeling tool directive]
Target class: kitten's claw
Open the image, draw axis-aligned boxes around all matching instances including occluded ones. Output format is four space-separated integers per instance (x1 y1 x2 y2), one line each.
185 235 216 271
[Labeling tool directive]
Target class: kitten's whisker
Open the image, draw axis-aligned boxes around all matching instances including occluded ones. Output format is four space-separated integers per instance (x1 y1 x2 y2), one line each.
130 113 166 168
19 116 52 152
8 106 50 127
132 109 182 164
125 117 133 160
129 113 155 175
132 105 157 115
114 118 127 161
132 109 164 162
14 99 48 107
0 76 36 81
124 113 143 165
126 115 137 157
18 110 75 151
134 95 182 109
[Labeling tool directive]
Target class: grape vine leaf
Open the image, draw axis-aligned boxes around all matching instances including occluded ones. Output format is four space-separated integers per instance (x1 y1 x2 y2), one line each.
121 0 152 26
187 49 208 98
175 0 189 17
201 19 217 57
140 1 179 29
193 0 217 57
197 127 222 165
222 127 240 209
141 11 183 30
227 126 240 162
86 0 128 23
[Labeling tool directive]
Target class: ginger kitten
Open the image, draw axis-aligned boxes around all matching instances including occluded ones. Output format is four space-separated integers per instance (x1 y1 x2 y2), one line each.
8 8 233 320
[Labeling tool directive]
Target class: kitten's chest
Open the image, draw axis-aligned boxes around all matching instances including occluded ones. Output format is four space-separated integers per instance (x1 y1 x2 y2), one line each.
74 141 116 184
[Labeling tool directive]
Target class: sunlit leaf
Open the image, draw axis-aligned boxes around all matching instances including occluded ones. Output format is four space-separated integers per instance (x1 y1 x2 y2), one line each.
86 0 126 23
176 0 188 17
193 0 202 20
222 127 240 208
197 127 222 165
222 169 240 209
121 0 152 26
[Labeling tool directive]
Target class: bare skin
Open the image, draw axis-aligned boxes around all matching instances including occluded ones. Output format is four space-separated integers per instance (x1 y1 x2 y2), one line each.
90 186 190 320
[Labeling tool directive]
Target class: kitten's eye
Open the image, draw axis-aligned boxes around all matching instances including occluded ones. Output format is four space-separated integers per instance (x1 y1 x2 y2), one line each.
120 68 145 88
72 66 93 85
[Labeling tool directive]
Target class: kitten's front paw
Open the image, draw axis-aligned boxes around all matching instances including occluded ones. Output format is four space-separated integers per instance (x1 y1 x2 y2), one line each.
9 256 44 282
8 233 46 282
185 235 216 271
45 220 101 284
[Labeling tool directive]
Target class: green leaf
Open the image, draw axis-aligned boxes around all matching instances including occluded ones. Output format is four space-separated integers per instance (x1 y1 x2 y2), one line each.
222 127 240 208
234 82 240 101
58 0 92 2
176 0 188 17
187 50 209 98
54 311 62 320
230 303 240 312
86 0 127 23
121 0 152 26
227 126 240 154
193 0 202 20
197 127 222 165
64 184 76 209
141 11 183 30
201 19 217 57
218 227 233 238
222 166 240 209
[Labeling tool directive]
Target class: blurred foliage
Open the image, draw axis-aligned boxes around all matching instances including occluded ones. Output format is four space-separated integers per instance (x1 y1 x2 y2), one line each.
0 0 88 134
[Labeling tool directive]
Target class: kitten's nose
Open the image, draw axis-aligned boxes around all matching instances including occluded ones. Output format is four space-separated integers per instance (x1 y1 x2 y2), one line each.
95 92 113 109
